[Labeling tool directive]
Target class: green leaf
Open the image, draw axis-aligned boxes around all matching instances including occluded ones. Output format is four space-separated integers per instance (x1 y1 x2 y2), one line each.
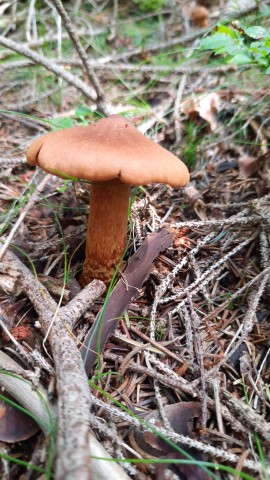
229 53 253 65
215 25 236 38
200 34 235 51
51 117 74 130
216 45 244 55
266 66 270 74
250 41 266 48
256 56 269 68
244 26 267 39
227 300 235 311
261 5 270 16
74 105 92 118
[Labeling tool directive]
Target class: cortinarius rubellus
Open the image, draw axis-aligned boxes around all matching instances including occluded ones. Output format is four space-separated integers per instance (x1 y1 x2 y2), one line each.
27 115 189 286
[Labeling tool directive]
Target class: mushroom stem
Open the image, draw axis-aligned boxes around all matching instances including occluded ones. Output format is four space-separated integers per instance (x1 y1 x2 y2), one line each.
80 182 130 286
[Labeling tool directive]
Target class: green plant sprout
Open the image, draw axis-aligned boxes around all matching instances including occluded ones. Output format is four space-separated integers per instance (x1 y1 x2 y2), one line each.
200 23 270 73
0 453 45 474
254 433 269 480
241 376 270 480
181 121 203 169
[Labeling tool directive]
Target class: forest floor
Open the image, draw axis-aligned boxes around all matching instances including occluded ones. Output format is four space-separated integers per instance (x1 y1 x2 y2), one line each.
0 1 270 480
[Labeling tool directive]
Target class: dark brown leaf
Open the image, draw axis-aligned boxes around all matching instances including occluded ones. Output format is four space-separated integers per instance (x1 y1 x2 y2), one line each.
131 402 210 480
80 229 173 376
0 397 39 443
238 156 260 178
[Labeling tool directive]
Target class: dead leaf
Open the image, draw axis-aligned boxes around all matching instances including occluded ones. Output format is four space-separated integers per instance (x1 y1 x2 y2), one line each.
130 402 210 480
182 184 201 205
168 227 191 250
181 92 221 131
80 229 173 376
0 396 39 443
238 156 260 178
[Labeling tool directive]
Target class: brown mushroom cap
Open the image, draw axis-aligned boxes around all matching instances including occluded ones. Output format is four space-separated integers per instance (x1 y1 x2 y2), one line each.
191 6 209 27
27 115 189 187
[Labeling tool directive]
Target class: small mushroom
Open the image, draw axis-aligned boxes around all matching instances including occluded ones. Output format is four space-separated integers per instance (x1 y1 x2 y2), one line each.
191 6 209 27
27 115 189 285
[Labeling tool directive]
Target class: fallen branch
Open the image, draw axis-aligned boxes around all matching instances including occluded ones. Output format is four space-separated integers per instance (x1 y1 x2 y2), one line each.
0 250 108 480
88 391 266 475
49 0 112 116
0 34 112 116
221 387 270 444
0 353 130 480
0 58 237 75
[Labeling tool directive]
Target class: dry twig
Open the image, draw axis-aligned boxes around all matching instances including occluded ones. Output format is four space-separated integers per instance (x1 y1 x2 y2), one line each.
48 0 113 116
0 35 101 112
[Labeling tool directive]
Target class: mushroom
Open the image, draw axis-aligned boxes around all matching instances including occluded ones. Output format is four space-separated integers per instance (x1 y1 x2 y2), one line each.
27 115 189 285
190 6 209 27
